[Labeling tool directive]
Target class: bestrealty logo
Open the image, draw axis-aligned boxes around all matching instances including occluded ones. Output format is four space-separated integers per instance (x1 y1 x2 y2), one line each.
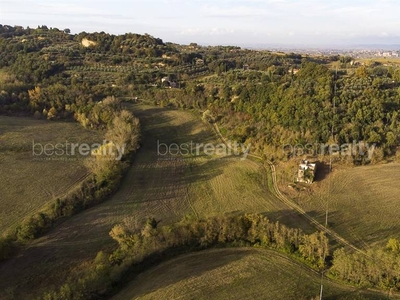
32 140 126 161
282 140 376 161
157 140 251 160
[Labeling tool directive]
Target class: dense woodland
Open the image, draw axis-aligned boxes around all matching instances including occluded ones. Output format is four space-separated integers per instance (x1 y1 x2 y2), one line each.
1 25 400 163
1 24 400 297
330 238 400 290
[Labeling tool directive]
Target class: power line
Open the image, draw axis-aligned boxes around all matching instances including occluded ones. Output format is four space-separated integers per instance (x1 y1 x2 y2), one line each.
320 272 324 300
321 65 338 300
327 66 337 227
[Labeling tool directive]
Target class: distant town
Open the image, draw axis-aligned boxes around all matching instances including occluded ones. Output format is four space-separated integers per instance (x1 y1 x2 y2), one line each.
265 47 400 59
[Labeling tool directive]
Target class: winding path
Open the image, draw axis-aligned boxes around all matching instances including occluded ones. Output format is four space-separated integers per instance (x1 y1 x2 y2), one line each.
212 123 366 255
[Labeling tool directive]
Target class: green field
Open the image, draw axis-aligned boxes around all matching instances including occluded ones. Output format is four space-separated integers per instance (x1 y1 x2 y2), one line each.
0 116 102 234
112 248 384 300
0 105 315 299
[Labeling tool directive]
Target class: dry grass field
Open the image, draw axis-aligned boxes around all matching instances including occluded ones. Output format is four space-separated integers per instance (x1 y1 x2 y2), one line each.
112 248 384 300
308 163 400 249
0 105 397 299
279 160 400 249
0 105 314 299
0 116 102 234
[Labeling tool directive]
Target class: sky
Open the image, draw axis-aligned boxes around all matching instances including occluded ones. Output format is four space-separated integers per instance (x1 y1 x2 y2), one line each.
1 0 400 47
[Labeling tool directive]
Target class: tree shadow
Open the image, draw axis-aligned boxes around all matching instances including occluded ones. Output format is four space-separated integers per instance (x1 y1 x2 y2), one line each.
113 248 256 299
314 161 331 182
259 210 322 234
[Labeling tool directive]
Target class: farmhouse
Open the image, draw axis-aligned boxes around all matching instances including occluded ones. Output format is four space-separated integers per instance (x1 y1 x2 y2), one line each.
161 77 178 88
288 68 300 75
296 160 316 184
195 58 204 65
81 38 97 47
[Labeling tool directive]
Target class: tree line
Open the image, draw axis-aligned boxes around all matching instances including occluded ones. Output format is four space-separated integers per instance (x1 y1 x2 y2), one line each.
42 213 329 299
40 212 400 299
0 96 140 261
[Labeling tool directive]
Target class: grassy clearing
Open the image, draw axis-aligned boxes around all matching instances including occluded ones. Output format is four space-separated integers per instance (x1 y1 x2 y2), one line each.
112 248 383 300
0 116 102 234
280 161 400 249
0 105 313 299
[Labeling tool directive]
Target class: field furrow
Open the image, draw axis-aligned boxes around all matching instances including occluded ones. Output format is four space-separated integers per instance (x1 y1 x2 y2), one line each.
0 105 312 299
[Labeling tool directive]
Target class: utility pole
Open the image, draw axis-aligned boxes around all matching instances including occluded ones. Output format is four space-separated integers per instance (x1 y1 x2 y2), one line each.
325 202 329 228
319 281 323 300
320 50 340 300
326 66 337 228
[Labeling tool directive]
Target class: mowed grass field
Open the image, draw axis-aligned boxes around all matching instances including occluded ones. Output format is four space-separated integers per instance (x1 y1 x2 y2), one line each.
286 162 400 249
0 105 314 299
112 248 383 300
0 116 102 234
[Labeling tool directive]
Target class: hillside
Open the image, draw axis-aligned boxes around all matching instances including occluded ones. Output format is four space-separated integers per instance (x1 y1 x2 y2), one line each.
112 248 384 300
0 104 313 299
1 24 400 161
1 24 400 299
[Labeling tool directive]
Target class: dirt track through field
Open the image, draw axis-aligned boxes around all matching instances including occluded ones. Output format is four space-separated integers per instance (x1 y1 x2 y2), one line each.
213 123 366 255
1 104 397 299
0 105 312 299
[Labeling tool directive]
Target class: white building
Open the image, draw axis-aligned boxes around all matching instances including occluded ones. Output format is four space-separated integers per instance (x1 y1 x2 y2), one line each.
296 160 317 184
